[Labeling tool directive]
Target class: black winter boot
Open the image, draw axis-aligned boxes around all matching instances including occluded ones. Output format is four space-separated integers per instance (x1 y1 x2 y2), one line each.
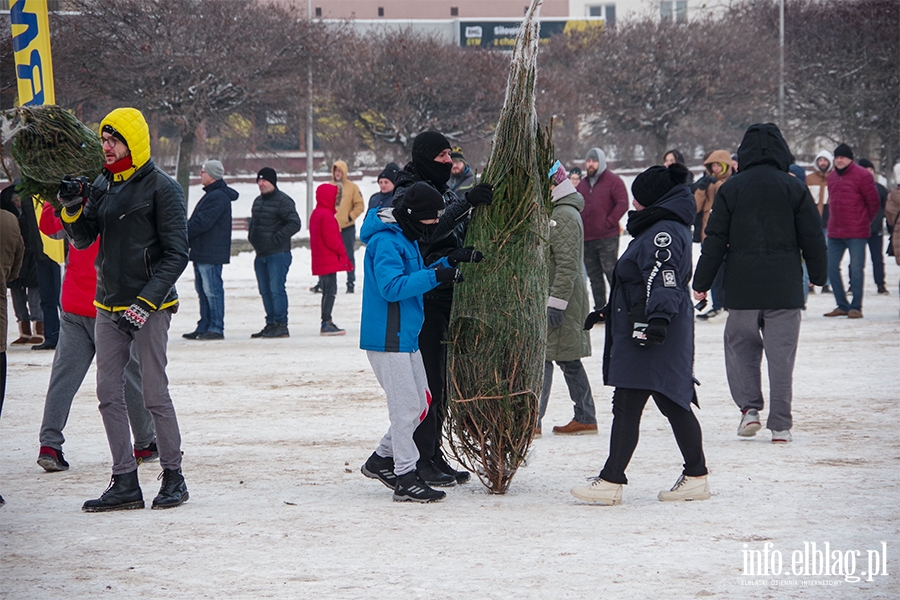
261 322 289 338
82 470 144 512
433 454 471 484
417 460 456 487
393 471 445 503
152 468 189 509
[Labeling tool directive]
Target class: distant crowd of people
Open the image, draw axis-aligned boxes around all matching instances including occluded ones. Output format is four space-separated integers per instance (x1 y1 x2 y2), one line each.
1 109 898 509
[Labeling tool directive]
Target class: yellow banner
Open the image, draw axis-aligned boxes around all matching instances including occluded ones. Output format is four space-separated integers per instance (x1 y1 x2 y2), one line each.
9 0 55 106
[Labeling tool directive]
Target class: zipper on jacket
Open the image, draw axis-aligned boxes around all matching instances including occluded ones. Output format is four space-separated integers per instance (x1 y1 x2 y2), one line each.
120 203 150 219
143 248 153 278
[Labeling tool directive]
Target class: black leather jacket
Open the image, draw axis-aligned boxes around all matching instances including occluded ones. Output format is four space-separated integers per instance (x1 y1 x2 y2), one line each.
63 159 189 311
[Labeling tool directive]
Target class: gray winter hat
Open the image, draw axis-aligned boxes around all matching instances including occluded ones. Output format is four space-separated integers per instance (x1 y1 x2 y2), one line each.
202 159 225 180
585 147 607 176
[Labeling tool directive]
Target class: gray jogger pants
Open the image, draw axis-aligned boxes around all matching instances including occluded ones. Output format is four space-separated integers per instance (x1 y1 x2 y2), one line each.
39 312 154 451
724 308 801 431
95 310 182 475
367 350 431 477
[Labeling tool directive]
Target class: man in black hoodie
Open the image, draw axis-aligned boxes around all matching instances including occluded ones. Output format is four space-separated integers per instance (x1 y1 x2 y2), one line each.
390 131 493 487
693 123 826 445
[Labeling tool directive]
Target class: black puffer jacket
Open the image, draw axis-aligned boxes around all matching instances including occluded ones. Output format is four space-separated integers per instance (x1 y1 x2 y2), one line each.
64 159 189 311
248 188 302 257
693 123 827 309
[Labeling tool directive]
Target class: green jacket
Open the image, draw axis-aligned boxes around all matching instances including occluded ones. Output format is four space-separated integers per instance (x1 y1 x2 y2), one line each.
546 181 591 362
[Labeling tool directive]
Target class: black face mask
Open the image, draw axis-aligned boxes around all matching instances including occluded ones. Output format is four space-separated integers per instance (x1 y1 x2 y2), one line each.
394 209 438 243
413 157 452 189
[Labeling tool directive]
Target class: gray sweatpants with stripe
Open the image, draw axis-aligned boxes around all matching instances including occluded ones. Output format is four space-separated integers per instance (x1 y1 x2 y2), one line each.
367 350 431 477
724 308 801 431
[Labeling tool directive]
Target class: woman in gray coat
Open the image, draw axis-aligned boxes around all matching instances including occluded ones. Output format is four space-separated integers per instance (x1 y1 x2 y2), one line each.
537 162 596 436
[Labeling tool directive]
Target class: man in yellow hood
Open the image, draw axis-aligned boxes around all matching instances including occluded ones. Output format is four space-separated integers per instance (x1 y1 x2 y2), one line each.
60 107 190 512
331 160 364 293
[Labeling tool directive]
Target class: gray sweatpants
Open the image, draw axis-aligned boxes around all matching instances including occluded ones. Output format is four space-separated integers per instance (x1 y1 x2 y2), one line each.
367 350 431 477
39 312 155 451
724 309 801 431
95 310 182 475
538 360 597 428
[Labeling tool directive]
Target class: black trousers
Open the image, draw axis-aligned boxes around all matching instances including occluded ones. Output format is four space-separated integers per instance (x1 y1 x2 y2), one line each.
413 296 451 465
599 387 707 485
319 273 337 322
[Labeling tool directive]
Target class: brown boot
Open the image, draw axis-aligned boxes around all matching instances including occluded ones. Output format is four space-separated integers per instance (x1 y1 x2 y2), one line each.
29 321 45 344
11 321 32 345
552 419 599 435
822 308 848 317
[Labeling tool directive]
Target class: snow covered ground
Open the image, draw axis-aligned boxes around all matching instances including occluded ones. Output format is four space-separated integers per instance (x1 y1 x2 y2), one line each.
1 182 898 598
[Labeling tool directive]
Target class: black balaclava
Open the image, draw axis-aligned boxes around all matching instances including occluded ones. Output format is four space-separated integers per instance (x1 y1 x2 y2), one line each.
411 131 452 189
393 182 445 242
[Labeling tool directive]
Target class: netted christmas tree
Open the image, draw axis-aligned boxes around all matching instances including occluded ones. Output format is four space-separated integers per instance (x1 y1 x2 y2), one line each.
1 105 104 209
445 0 553 494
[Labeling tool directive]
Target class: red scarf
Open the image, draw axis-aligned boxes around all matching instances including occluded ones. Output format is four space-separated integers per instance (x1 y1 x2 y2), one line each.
106 155 134 174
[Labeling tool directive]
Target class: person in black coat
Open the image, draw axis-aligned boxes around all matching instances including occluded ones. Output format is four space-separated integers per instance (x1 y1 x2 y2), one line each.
248 167 302 339
693 123 827 444
572 163 709 506
183 160 239 340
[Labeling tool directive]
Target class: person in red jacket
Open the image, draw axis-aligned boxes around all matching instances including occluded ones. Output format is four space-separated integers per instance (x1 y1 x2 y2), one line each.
35 202 157 472
576 147 629 311
309 183 353 335
823 143 881 318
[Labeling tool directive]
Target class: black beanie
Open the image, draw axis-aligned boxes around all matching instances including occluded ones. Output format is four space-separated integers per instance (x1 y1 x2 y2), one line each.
857 158 875 170
834 143 854 160
631 163 690 207
257 167 277 187
412 131 451 163
101 124 128 147
378 162 400 184
400 182 445 220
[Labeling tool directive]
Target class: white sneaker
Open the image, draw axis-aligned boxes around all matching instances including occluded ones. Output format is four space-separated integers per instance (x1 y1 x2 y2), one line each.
571 477 622 505
658 474 711 502
771 430 792 443
737 409 762 437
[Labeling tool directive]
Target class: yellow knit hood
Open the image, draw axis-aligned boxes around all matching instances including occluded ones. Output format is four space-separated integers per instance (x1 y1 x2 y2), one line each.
100 107 151 181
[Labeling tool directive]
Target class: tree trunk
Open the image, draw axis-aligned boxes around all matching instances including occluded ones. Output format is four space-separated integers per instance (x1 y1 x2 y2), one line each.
654 125 669 165
176 128 195 211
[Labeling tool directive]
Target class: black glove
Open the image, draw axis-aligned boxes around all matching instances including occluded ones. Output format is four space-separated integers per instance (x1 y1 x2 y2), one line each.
58 175 91 209
434 267 464 284
117 300 153 333
447 246 484 267
644 318 668 346
465 183 493 207
583 306 607 330
547 307 564 329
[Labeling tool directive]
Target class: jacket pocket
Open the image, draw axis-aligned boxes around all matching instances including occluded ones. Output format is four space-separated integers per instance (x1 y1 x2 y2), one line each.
120 203 150 220
143 248 154 278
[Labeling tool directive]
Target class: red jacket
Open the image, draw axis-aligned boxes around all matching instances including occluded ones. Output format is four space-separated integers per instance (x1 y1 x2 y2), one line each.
576 169 628 240
826 162 880 239
309 184 353 276
39 202 98 317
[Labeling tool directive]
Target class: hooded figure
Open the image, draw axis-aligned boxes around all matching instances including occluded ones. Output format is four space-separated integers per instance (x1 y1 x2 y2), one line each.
693 149 733 241
310 183 353 335
806 149 833 223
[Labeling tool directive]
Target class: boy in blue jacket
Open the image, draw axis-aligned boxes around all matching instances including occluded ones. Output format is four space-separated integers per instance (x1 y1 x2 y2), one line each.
359 182 482 502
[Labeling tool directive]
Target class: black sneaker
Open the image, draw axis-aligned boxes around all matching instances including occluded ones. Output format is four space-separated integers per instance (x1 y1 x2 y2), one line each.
182 330 202 339
361 452 397 489
417 460 456 487
197 332 224 340
83 470 144 512
346 283 355 294
251 324 275 338
152 468 189 509
134 441 159 465
310 284 322 294
261 323 289 338
393 471 446 503
433 454 471 484
37 446 69 472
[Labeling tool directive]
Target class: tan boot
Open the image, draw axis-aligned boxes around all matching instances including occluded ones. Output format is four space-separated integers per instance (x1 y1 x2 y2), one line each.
552 419 598 435
29 321 44 344
658 474 711 502
571 478 623 505
11 321 32 345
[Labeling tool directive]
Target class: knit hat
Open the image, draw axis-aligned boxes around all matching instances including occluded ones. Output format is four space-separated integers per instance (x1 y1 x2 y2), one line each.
788 164 807 180
834 143 854 160
202 159 224 180
585 147 607 176
101 123 128 147
631 163 690 207
548 160 568 185
857 158 875 170
450 148 466 163
378 162 400 183
400 182 445 220
412 131 452 163
257 167 277 187
569 166 582 176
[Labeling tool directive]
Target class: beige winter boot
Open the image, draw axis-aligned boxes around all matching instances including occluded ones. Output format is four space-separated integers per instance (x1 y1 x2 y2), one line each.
11 321 32 345
571 477 623 505
658 474 711 502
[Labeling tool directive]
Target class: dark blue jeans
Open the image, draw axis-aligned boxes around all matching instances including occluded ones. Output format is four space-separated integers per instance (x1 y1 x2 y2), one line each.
254 251 292 325
827 237 866 311
193 263 225 334
35 259 61 345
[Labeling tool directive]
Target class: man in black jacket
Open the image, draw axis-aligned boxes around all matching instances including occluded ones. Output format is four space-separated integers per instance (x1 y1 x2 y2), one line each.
248 167 302 338
183 160 238 341
692 123 826 444
61 107 190 511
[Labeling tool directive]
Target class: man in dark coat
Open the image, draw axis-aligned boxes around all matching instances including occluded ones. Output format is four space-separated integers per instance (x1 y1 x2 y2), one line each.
693 123 827 444
248 167 302 339
183 160 238 340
